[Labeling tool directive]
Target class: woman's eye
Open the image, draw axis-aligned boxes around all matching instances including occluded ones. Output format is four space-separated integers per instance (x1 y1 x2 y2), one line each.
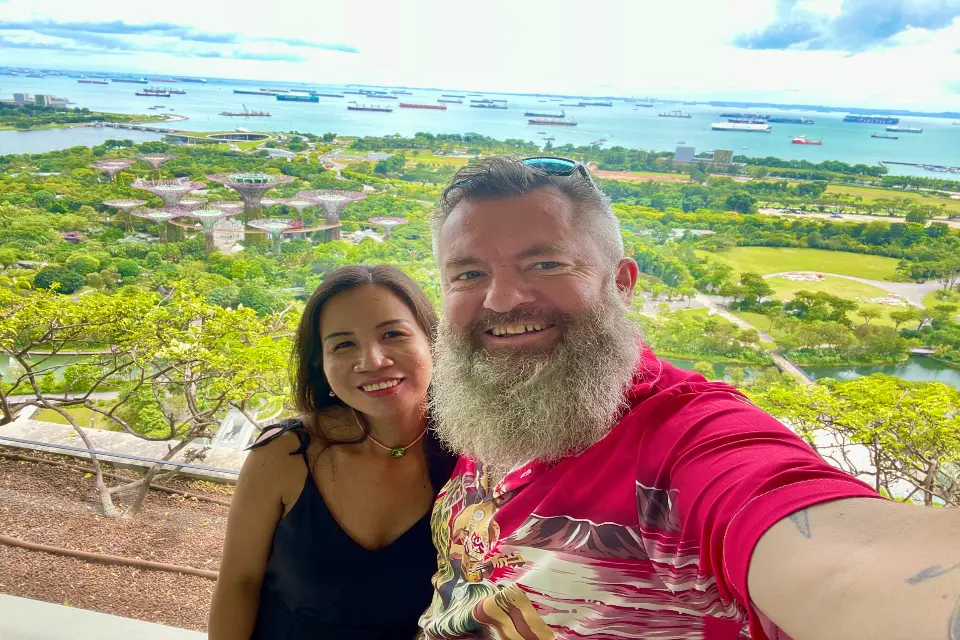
455 270 482 281
383 330 404 339
333 341 353 350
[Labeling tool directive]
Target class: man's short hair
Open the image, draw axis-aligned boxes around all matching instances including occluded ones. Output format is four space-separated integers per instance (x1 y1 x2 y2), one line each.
431 156 624 266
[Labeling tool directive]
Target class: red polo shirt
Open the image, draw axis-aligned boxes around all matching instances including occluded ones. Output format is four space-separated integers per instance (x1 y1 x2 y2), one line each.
420 349 879 639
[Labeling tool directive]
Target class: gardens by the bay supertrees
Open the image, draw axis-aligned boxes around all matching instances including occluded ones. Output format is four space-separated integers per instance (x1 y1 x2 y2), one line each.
91 159 135 182
296 190 366 241
247 218 295 254
186 209 241 255
135 154 177 177
102 199 147 232
367 216 408 240
207 173 295 223
131 179 207 208
131 209 181 243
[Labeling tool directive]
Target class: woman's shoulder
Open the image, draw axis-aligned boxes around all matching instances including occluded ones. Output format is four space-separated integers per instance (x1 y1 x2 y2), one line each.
247 417 309 458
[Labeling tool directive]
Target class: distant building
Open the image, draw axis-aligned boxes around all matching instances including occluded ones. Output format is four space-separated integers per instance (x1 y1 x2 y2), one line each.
712 149 734 166
673 145 696 164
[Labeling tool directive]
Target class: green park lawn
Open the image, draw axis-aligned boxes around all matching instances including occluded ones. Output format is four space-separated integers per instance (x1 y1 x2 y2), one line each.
765 276 900 327
35 406 114 430
404 151 471 167
825 184 960 216
734 311 774 332
698 247 900 280
923 289 960 310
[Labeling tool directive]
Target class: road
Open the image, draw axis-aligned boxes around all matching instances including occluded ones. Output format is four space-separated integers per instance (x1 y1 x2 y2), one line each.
758 208 960 229
763 272 941 308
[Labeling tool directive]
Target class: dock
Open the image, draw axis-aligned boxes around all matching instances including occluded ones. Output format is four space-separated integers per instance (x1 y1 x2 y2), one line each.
880 160 960 174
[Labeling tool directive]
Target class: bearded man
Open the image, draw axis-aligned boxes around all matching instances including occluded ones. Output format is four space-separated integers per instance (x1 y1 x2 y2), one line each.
422 156 960 640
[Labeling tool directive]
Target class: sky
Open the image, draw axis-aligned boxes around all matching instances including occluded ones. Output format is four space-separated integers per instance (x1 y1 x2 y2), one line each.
1 0 959 110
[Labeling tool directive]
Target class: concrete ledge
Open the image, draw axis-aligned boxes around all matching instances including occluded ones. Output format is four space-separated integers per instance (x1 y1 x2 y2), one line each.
0 420 245 483
0 594 205 639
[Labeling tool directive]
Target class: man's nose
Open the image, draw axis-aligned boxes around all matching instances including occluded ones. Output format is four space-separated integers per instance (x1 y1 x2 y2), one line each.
483 272 535 313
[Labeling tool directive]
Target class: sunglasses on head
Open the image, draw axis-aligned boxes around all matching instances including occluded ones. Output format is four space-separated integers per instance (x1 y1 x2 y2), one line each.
521 156 595 186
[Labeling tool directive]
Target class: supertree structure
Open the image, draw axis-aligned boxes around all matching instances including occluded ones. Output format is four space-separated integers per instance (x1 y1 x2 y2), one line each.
208 201 246 216
92 159 135 182
368 216 408 240
283 198 315 221
102 198 147 232
136 154 176 173
178 197 207 210
207 173 294 223
131 208 179 243
132 179 207 208
247 218 295 254
260 197 286 211
297 190 366 240
187 209 240 255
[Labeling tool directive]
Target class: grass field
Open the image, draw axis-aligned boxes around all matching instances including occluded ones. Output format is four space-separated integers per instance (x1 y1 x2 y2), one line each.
595 169 691 183
734 311 773 332
698 247 900 280
35 407 113 429
765 276 901 327
404 151 471 167
924 289 960 312
824 184 960 216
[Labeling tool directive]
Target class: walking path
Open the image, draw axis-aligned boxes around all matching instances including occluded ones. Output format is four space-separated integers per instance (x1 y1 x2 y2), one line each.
0 594 204 639
694 294 813 384
763 272 941 308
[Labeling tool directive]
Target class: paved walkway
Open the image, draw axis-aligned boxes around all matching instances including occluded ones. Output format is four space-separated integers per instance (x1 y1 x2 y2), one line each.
0 594 204 639
0 419 246 482
764 272 941 308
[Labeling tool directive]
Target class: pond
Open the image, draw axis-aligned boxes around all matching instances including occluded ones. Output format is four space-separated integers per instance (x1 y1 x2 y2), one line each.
664 358 760 382
0 128 163 155
1 355 86 382
804 355 960 388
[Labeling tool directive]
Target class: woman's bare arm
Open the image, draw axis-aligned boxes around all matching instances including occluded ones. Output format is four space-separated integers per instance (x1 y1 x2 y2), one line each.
208 434 293 639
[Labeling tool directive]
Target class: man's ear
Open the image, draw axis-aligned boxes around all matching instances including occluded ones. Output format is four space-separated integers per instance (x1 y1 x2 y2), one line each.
615 258 639 302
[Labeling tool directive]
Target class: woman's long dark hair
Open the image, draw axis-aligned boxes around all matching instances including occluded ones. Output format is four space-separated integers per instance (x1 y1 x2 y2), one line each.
290 264 438 446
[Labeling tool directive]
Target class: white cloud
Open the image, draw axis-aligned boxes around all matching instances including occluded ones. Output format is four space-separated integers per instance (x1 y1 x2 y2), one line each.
0 0 957 109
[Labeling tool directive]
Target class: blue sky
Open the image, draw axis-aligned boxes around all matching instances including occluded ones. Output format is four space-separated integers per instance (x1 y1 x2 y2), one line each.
1 0 958 109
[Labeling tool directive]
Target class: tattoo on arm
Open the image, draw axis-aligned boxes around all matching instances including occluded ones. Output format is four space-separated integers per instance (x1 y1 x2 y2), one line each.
906 563 960 585
788 509 812 539
949 596 960 640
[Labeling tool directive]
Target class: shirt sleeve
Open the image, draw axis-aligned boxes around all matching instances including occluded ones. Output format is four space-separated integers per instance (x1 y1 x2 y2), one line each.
636 382 880 630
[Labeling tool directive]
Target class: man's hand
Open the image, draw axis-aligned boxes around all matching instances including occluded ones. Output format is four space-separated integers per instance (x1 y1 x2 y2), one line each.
748 497 960 640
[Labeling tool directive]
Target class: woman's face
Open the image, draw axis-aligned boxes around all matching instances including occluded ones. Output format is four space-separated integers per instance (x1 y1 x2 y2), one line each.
319 284 433 420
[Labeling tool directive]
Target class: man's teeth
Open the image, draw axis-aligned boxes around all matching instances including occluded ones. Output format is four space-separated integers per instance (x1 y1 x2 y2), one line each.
491 324 545 337
362 379 400 392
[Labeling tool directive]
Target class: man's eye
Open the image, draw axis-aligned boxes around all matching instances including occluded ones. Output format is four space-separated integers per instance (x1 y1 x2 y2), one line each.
534 262 561 270
456 271 482 281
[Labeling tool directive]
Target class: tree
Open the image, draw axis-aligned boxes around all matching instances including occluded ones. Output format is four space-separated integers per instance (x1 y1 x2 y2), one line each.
0 287 295 517
65 253 100 275
856 307 882 326
115 258 140 278
724 191 757 214
33 266 84 294
889 308 919 330
692 361 715 380
32 189 55 209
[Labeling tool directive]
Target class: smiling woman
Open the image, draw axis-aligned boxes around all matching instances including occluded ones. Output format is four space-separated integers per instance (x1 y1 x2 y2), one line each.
209 264 456 640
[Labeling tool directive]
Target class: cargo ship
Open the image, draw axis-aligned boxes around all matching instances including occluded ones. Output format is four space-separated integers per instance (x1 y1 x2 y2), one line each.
112 77 148 84
659 110 692 118
635 102 655 108
559 103 585 107
720 112 768 119
712 122 772 132
78 79 108 85
768 117 814 124
843 114 900 125
177 78 207 83
792 135 822 145
347 104 393 112
580 101 613 107
234 89 277 96
220 105 271 117
872 133 898 139
399 103 447 110
311 93 345 98
265 88 289 93
136 89 171 97
149 78 177 83
394 90 412 95
470 102 507 109
277 94 319 102
442 94 466 98
361 92 397 99
528 117 577 126
887 126 922 133
438 98 462 104
728 119 767 124
524 109 565 118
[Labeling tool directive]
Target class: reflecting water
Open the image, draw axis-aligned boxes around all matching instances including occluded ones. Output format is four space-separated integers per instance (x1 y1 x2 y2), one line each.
804 355 960 388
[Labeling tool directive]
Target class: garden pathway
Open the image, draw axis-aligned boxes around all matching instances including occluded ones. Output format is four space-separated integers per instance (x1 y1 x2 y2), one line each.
763 272 941 307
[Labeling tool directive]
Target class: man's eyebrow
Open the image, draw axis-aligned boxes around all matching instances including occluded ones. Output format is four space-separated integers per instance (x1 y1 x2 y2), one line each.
444 256 480 270
517 243 566 260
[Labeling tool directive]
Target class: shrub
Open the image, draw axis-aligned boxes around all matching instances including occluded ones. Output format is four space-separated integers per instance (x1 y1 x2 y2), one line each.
33 266 84 293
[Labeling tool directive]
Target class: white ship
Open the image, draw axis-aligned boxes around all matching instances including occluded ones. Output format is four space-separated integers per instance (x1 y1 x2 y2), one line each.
711 122 772 133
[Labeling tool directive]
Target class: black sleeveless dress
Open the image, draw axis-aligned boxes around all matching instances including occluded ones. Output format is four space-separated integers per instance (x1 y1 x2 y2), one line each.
250 419 456 640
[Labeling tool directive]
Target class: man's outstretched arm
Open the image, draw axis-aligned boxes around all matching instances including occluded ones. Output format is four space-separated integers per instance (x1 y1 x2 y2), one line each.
749 497 960 639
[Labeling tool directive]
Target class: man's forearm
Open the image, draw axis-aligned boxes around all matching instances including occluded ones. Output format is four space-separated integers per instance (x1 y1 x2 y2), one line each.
749 498 960 640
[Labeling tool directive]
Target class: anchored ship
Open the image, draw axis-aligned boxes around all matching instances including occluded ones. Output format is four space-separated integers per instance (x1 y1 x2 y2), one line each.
528 117 577 126
872 134 898 139
399 103 447 110
220 104 271 117
347 104 393 112
112 77 149 84
768 117 815 124
711 122 772 132
792 135 822 145
843 114 900 124
659 110 692 118
277 94 319 102
524 109 565 118
886 126 922 133
78 79 108 85
470 102 508 109
437 98 462 104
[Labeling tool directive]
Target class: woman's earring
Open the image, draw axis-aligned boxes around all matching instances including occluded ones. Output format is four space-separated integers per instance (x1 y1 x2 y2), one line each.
329 391 336 398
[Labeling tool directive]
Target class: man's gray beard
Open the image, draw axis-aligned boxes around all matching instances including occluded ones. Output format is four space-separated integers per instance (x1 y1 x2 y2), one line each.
431 282 641 478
